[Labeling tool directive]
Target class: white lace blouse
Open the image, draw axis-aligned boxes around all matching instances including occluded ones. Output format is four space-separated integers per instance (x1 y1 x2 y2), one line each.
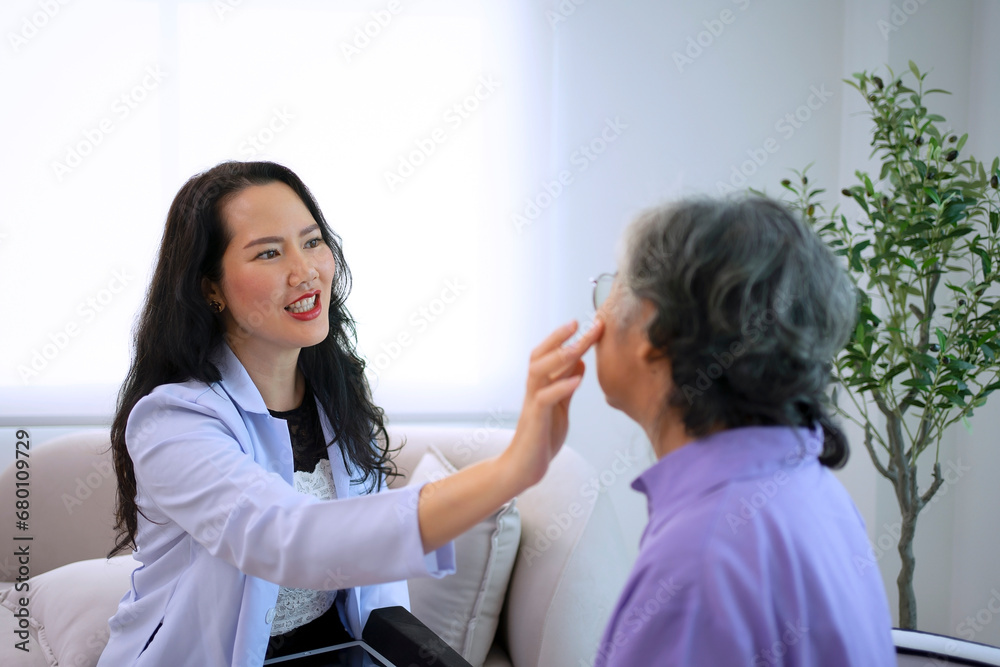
269 458 339 636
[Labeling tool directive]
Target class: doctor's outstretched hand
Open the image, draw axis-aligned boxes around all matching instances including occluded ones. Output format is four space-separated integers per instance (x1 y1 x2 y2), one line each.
417 319 605 553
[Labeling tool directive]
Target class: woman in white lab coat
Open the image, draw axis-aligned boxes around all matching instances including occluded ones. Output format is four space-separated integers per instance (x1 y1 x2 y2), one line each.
97 161 602 666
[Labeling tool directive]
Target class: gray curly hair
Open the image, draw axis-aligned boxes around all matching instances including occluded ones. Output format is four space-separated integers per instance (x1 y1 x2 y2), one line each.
618 195 857 468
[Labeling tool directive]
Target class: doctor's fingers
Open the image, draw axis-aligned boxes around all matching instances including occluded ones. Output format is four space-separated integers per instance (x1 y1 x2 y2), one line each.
527 321 602 389
529 320 580 362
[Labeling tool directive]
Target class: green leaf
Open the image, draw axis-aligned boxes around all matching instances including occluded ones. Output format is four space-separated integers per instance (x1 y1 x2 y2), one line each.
956 133 968 152
923 187 941 205
909 60 921 80
901 377 931 388
936 328 947 350
962 415 973 433
885 362 909 382
850 241 870 272
911 352 939 370
903 222 934 238
945 393 968 408
981 343 995 361
879 162 892 182
973 247 992 277
946 359 976 372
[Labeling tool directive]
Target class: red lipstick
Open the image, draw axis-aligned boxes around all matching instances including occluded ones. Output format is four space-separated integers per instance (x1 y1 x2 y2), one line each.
285 290 322 321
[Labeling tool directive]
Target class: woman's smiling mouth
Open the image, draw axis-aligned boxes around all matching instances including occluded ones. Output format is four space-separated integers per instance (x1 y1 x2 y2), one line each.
284 291 322 320
285 294 318 314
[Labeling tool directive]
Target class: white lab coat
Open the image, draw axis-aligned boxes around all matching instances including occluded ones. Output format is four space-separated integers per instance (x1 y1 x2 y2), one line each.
97 343 455 667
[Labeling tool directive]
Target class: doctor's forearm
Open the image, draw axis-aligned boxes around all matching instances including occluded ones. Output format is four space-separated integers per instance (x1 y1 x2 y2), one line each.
416 452 523 553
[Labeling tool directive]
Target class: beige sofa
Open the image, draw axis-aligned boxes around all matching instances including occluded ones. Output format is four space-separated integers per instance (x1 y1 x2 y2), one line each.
0 426 632 667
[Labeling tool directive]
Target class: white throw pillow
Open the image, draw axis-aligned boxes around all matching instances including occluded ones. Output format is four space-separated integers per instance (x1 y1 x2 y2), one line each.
0 555 134 667
406 446 521 667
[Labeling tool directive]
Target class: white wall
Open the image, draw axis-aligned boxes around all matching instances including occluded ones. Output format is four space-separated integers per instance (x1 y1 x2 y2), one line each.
541 0 849 562
536 0 1000 645
949 0 1000 647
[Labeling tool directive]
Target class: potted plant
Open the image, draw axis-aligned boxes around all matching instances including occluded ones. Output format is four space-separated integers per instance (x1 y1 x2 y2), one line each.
768 61 1000 628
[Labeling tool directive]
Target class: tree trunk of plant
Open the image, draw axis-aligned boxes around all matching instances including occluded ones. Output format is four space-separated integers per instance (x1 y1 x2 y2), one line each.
886 409 922 629
897 510 918 628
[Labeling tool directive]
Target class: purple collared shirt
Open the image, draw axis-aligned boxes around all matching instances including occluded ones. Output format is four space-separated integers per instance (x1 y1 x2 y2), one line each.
594 426 895 666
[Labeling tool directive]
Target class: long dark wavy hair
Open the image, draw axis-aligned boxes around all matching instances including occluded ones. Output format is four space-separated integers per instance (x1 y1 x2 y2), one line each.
109 160 393 557
620 196 857 468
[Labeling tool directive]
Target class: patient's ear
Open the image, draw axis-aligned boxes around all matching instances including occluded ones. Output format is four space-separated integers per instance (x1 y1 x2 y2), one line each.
634 299 659 360
635 301 672 382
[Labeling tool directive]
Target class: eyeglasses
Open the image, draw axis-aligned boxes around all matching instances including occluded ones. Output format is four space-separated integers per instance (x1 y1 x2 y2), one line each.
591 272 616 310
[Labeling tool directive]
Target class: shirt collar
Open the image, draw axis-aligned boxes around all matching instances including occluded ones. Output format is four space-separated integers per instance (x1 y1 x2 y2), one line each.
211 342 271 415
632 425 823 516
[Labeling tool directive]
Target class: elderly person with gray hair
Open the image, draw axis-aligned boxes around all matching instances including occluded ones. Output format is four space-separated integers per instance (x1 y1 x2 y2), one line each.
589 197 895 666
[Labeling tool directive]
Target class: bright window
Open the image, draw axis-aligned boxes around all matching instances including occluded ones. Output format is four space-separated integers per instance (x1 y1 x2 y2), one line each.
0 0 546 422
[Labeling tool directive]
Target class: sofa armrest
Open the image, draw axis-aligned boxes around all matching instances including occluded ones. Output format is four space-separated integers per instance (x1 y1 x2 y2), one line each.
0 430 118 579
386 425 632 667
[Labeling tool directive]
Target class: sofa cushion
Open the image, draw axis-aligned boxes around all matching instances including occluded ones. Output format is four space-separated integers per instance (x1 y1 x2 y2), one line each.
0 581 49 667
0 555 134 667
406 446 521 667
0 430 118 580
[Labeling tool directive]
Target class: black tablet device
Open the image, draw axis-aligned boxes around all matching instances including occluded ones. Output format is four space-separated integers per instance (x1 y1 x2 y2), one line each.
262 639 397 667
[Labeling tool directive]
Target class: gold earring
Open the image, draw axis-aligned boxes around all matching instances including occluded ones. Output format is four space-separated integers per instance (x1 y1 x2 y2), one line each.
209 300 224 313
